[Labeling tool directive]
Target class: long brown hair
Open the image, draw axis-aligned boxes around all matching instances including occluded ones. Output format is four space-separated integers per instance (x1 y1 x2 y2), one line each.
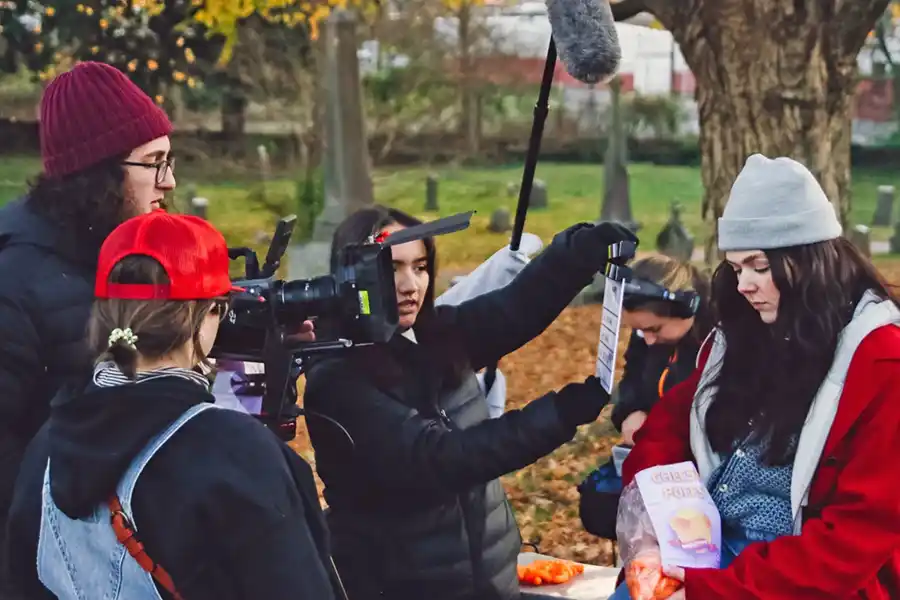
705 237 900 464
88 255 217 379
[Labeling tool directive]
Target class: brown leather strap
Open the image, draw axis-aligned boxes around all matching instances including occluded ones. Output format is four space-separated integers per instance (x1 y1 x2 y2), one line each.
109 495 183 600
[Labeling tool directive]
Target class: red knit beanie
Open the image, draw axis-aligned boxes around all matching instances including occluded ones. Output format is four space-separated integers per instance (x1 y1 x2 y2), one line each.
39 62 173 179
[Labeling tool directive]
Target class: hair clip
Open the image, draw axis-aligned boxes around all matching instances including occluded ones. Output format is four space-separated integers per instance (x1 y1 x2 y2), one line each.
108 327 139 350
374 230 390 244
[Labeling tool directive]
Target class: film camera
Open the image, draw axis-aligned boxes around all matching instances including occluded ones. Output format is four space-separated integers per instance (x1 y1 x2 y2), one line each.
209 210 474 441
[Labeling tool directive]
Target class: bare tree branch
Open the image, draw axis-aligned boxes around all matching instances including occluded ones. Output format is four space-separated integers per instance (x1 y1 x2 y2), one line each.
610 0 648 22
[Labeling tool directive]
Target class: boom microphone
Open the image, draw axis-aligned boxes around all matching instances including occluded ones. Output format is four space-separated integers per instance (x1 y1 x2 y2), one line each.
546 0 622 84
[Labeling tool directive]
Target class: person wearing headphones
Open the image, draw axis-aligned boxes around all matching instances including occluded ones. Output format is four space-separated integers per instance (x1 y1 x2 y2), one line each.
579 254 712 541
612 254 713 445
4 211 343 600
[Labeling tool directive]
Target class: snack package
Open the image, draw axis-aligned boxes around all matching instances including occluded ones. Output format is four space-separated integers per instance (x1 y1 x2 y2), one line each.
616 462 721 600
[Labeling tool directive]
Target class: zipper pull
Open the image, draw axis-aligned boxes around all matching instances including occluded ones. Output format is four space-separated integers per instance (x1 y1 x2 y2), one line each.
438 409 453 428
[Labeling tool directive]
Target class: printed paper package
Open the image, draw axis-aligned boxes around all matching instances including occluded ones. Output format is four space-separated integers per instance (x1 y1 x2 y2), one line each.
616 462 721 600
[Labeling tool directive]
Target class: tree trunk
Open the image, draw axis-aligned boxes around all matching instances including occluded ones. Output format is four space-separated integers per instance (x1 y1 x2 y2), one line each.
643 0 889 262
221 87 247 142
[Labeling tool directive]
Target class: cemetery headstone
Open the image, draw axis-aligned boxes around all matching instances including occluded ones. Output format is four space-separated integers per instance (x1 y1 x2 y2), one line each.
656 201 694 262
191 197 209 220
289 9 374 280
488 207 512 233
425 174 439 211
530 179 548 210
849 224 871 258
890 221 900 254
872 185 895 227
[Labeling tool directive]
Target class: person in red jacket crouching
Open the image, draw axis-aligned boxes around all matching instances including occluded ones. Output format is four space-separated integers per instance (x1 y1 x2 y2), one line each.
611 154 900 600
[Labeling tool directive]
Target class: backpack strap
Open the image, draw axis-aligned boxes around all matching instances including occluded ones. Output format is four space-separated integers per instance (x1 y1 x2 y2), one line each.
109 494 184 600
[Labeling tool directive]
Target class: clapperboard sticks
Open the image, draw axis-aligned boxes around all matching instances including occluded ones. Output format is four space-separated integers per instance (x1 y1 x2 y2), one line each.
595 240 638 394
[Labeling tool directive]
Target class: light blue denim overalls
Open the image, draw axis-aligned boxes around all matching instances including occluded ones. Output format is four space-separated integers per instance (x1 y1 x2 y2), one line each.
36 402 219 599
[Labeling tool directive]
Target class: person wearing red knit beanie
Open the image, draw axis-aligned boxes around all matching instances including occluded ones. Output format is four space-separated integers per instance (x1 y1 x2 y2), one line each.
0 62 176 597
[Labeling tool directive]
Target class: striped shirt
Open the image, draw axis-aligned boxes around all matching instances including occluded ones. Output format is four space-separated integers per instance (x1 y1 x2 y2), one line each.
92 361 210 390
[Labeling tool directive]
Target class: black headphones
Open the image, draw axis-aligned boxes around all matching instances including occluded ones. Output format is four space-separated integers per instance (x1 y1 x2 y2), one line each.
622 278 701 318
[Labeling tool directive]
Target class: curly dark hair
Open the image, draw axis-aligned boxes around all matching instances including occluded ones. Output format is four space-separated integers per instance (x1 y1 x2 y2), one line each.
704 237 900 465
25 156 135 256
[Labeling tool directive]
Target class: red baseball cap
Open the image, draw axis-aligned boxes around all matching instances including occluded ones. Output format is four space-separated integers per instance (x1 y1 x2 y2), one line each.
95 210 243 300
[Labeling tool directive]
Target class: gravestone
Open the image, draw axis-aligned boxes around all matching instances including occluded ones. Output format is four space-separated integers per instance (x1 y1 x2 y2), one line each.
872 185 895 227
890 221 900 254
191 197 209 220
849 224 871 258
488 207 512 233
656 201 694 262
425 174 439 211
530 179 548 209
288 9 374 280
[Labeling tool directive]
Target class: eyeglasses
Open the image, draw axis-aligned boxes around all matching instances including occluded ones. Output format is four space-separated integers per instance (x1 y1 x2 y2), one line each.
209 298 230 323
121 157 176 185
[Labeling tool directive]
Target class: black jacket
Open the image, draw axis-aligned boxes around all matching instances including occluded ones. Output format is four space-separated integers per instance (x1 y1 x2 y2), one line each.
5 375 342 600
0 198 98 590
610 329 704 431
303 225 609 600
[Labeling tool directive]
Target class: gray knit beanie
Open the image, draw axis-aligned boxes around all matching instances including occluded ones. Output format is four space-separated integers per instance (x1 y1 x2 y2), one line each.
718 154 842 251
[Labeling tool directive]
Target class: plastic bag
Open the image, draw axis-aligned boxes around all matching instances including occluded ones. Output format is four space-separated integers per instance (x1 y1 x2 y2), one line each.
616 480 683 600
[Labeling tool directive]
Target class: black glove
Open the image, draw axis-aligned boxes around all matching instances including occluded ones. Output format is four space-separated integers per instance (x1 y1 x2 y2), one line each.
569 221 638 271
553 375 611 429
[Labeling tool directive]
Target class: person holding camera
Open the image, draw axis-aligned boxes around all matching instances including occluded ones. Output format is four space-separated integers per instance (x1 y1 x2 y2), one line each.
4 211 344 600
303 205 637 600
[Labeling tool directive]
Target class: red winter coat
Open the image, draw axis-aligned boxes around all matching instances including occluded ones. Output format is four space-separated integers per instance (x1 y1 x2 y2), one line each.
621 325 900 600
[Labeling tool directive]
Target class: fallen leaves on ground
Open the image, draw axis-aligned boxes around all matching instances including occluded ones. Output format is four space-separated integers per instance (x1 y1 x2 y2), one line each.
290 305 629 567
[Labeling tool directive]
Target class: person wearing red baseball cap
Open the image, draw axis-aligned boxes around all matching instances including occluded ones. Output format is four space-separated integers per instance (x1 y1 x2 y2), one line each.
0 61 178 591
4 211 344 600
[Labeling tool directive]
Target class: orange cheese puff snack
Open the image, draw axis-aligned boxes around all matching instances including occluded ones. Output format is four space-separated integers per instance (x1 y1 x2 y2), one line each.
517 559 585 586
624 550 682 600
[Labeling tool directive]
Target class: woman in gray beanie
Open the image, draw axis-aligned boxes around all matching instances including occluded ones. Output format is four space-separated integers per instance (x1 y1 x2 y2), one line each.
608 154 900 599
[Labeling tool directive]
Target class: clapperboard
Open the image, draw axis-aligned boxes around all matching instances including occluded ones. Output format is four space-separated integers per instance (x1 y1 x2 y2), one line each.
595 240 636 394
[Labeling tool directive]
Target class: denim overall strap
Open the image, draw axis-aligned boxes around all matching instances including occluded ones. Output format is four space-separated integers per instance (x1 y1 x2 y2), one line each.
37 402 220 600
115 402 219 521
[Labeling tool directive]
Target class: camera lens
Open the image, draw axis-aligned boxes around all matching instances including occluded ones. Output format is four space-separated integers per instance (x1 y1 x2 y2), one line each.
277 276 339 322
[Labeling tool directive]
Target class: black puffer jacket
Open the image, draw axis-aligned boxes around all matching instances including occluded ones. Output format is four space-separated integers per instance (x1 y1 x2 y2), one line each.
0 198 97 584
304 224 619 600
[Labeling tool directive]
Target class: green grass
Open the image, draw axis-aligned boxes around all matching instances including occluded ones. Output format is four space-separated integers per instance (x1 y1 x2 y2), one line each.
1 155 898 270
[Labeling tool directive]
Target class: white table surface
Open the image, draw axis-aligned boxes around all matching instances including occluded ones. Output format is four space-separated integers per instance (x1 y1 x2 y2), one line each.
518 552 620 599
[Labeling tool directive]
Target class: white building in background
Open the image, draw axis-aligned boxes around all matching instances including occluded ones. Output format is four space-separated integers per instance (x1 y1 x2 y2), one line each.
427 1 898 143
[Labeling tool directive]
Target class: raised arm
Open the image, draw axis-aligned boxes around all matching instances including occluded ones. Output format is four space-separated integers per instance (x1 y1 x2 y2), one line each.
439 222 637 371
304 359 610 496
